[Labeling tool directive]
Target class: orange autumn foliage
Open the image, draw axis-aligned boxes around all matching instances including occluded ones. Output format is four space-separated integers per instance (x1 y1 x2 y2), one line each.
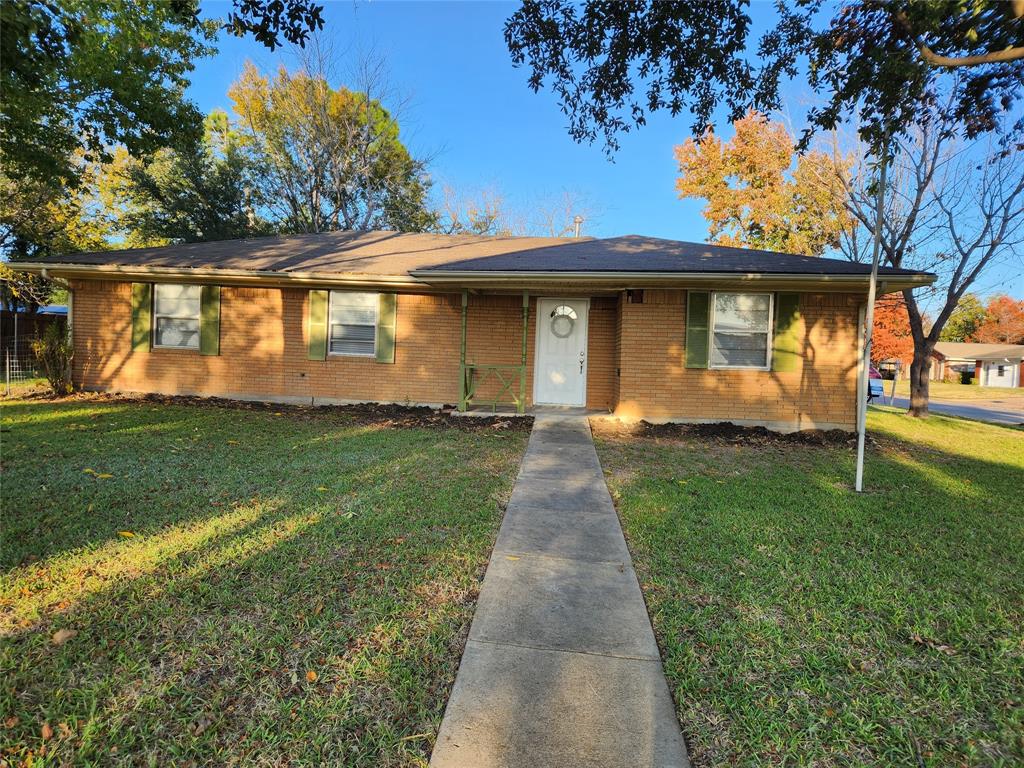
675 110 852 257
970 294 1024 344
872 295 914 366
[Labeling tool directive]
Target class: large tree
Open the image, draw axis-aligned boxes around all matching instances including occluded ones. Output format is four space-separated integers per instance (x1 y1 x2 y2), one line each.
836 110 1024 416
674 111 850 256
0 0 324 190
229 62 435 233
505 1 1024 152
103 111 272 245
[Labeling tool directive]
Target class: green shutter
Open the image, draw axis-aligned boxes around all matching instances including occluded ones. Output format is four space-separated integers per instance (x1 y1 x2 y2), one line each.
685 291 710 369
308 290 329 360
131 283 152 352
200 285 221 356
376 293 397 364
772 293 802 372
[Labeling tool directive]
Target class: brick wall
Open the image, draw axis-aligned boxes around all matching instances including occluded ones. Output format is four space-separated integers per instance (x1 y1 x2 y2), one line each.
69 280 862 427
69 281 617 410
613 289 862 429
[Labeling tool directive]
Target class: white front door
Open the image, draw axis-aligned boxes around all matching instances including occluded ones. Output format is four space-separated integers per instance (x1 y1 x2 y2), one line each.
534 298 589 406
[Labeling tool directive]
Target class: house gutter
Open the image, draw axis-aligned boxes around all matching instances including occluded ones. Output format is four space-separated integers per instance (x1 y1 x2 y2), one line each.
13 262 936 293
15 262 424 290
409 269 936 293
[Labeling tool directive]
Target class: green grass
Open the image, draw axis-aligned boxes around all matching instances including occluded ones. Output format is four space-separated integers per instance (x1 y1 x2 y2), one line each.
890 379 1024 402
595 409 1024 767
0 397 529 766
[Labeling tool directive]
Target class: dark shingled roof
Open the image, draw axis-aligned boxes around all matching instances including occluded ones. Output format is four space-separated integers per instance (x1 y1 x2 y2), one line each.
415 235 926 276
28 230 931 279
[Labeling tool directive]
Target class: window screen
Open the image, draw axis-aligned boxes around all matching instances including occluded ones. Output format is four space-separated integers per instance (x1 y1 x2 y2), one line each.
329 292 378 356
153 284 201 349
710 292 772 368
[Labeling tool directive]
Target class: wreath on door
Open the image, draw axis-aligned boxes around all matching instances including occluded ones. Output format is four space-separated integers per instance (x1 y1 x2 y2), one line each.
550 305 578 338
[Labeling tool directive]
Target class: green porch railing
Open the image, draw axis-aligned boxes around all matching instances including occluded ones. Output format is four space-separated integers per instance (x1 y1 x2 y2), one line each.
459 290 529 414
461 363 527 412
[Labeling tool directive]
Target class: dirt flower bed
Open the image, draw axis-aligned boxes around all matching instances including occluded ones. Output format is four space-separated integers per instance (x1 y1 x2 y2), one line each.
591 417 855 446
33 390 535 432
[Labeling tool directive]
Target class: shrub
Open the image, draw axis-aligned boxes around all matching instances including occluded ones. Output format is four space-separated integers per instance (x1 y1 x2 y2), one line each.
31 321 73 395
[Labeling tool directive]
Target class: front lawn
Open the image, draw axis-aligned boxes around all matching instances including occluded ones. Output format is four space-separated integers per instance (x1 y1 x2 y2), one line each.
595 410 1023 767
1 396 529 766
891 379 1024 402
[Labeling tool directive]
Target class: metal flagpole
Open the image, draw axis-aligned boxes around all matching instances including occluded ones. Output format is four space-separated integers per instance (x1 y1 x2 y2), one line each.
855 147 890 492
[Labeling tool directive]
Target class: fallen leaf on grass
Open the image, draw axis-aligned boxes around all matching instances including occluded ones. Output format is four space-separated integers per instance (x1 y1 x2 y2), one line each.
226 440 240 445
82 468 96 475
95 473 114 480
910 633 956 655
305 670 318 683
316 486 329 492
117 531 135 538
4 716 19 729
51 628 77 646
41 722 53 741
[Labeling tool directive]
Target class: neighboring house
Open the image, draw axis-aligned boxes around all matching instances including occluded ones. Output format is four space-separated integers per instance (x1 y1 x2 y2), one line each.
16 231 934 431
932 341 1024 388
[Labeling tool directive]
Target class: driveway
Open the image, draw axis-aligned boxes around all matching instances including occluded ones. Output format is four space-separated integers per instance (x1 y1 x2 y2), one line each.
880 396 1024 426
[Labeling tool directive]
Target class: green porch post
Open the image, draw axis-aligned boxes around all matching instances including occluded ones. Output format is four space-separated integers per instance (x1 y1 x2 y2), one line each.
519 291 529 414
459 289 469 411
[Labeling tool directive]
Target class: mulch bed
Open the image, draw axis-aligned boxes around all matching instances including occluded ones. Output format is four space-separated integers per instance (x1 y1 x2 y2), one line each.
29 391 535 432
592 418 856 447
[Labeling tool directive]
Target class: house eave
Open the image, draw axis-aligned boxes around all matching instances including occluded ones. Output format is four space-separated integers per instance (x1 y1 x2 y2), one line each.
12 262 936 294
12 262 428 290
409 269 936 293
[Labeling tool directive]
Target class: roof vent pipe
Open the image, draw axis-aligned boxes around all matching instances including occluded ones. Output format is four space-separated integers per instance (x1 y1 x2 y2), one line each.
573 215 584 238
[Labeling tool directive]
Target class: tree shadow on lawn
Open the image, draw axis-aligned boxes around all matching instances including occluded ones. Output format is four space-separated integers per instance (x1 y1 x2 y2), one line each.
1 400 527 766
0 399 519 569
596 418 1024 767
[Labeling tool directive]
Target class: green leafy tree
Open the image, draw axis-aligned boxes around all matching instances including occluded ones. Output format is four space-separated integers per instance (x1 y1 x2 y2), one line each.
505 0 1024 152
0 1 217 189
229 62 435 233
674 111 851 256
0 0 325 189
939 293 988 341
1 157 115 310
105 111 272 244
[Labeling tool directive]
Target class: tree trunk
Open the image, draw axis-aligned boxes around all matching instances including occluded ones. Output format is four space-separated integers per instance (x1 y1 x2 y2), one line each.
908 345 933 417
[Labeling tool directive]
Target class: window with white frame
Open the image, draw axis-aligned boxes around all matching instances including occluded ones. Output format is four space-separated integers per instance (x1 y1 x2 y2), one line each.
710 292 773 369
153 284 201 349
329 291 378 356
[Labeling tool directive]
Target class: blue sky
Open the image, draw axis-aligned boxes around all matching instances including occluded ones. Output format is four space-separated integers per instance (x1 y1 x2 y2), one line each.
190 1 1021 300
191 1 793 242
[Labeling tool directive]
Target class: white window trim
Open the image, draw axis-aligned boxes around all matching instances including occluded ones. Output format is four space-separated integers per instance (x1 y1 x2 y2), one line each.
707 291 774 371
152 283 201 351
327 290 378 358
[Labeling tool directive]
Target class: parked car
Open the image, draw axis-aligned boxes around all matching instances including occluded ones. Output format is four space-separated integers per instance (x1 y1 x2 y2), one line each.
868 366 884 401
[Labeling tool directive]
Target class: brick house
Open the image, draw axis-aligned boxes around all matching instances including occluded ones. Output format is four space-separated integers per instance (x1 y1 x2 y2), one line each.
18 231 934 431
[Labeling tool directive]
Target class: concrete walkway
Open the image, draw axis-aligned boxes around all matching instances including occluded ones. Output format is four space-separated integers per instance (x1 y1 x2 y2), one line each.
431 414 689 768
